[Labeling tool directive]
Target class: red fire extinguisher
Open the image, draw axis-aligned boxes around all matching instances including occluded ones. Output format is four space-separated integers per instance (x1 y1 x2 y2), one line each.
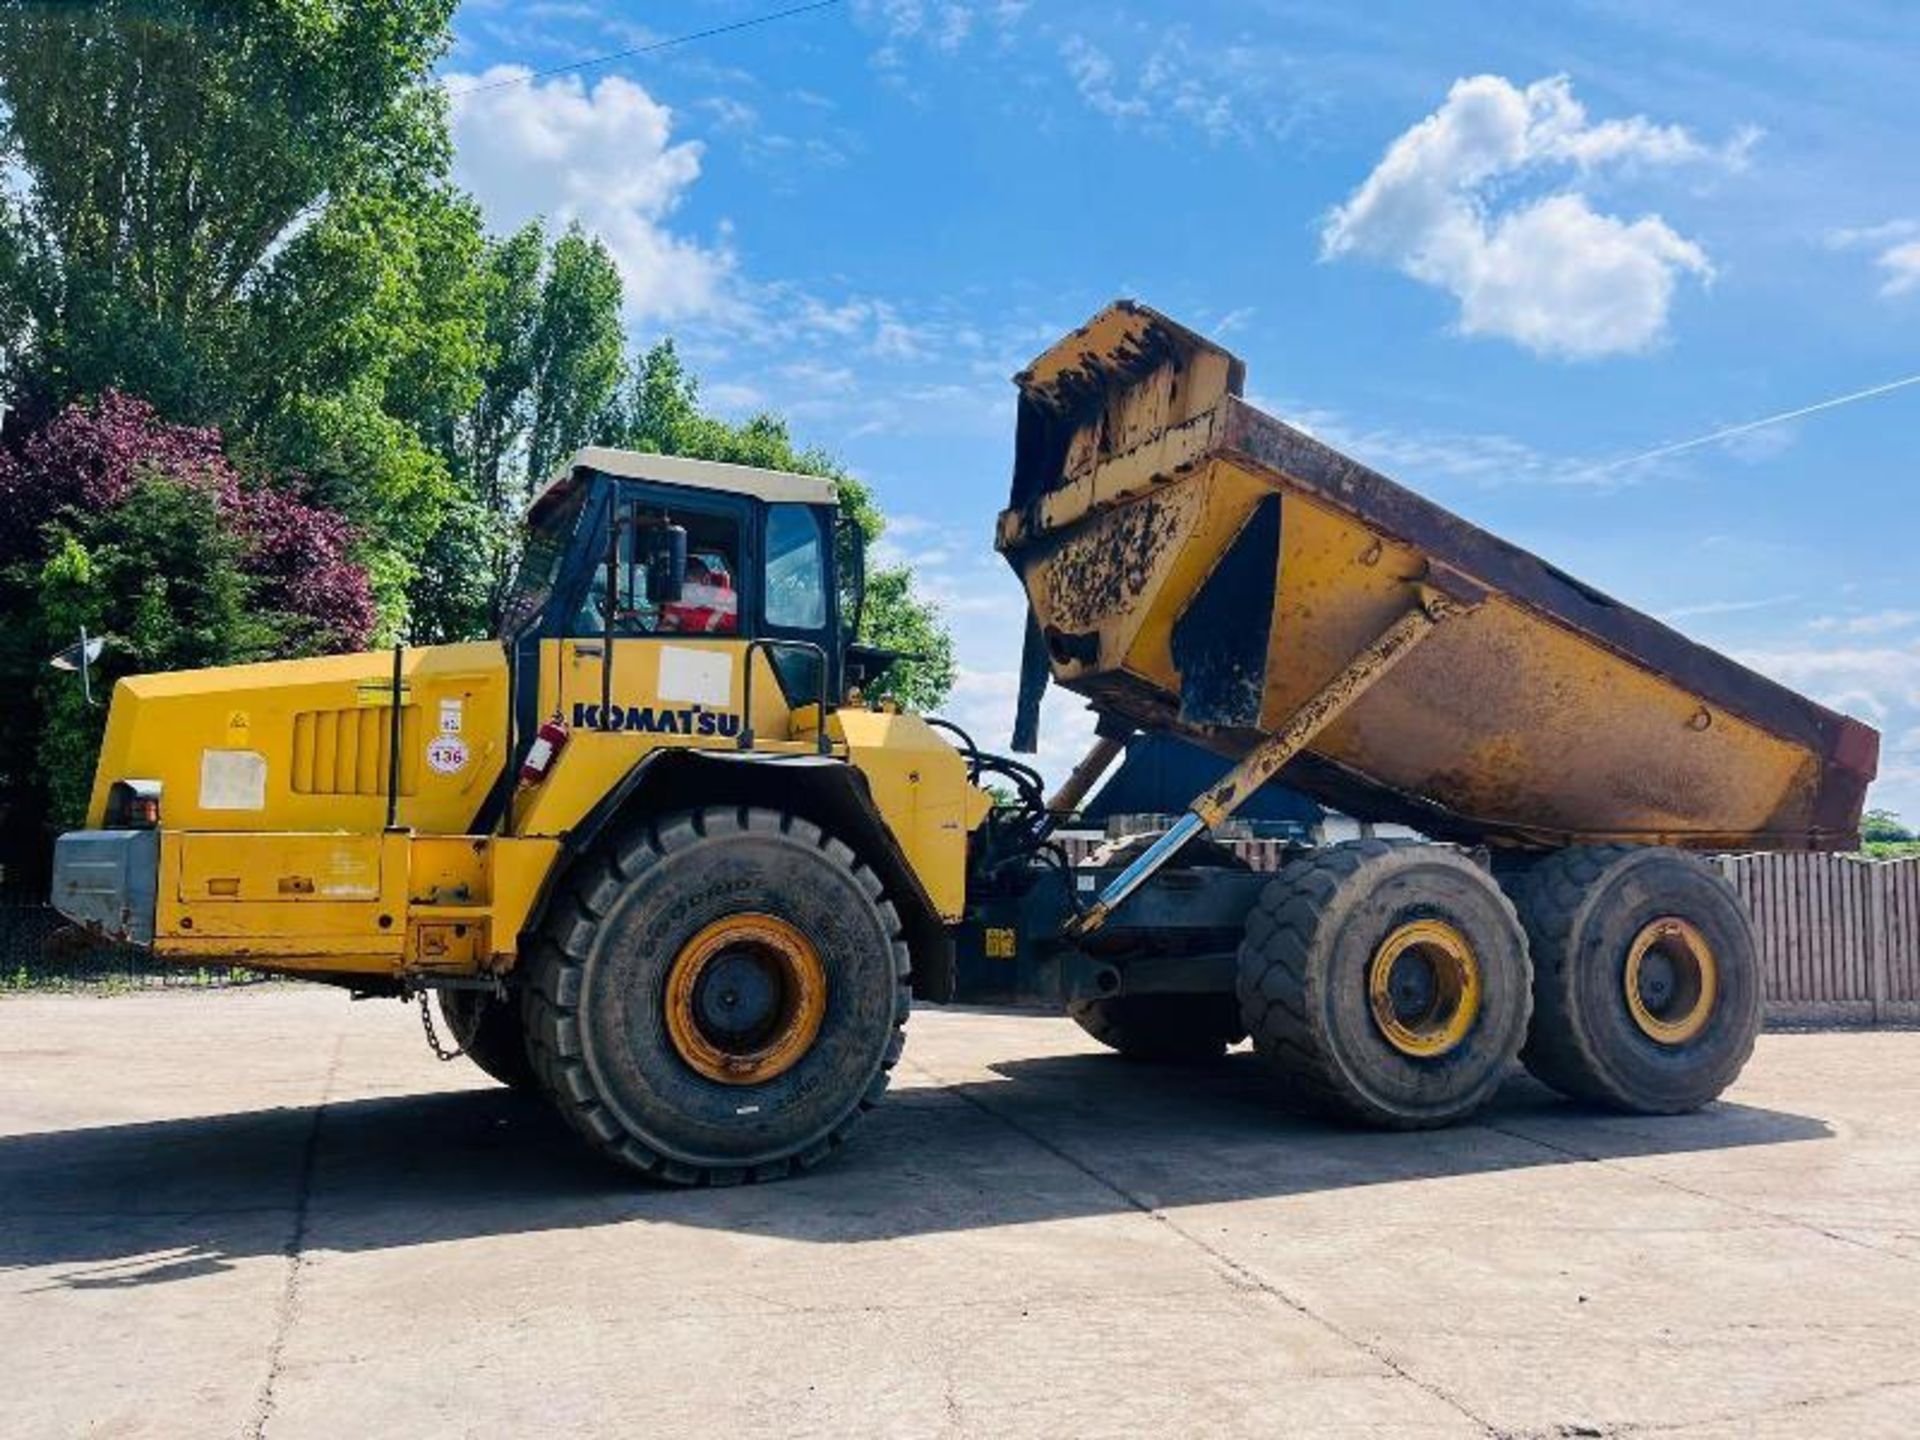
519 712 570 787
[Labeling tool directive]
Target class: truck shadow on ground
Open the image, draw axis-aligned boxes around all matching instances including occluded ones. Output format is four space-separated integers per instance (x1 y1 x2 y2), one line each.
2 1044 1830 1287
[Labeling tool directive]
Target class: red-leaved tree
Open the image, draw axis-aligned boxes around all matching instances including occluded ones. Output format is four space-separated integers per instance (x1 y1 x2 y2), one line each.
0 390 375 653
0 392 377 830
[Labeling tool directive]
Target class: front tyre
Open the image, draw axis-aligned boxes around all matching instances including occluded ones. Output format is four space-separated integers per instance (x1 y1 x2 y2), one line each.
523 807 910 1185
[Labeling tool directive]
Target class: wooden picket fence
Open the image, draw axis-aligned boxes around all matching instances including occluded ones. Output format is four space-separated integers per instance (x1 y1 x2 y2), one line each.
1718 853 1920 1026
1060 831 1920 1027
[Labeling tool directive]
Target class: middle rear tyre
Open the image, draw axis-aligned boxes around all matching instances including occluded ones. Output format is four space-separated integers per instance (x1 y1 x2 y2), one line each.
1068 993 1247 1061
1236 841 1532 1128
1070 831 1251 1061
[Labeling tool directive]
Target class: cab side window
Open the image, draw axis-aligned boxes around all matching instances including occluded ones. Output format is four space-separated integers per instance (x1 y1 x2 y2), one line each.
572 507 742 637
764 504 826 630
660 513 740 635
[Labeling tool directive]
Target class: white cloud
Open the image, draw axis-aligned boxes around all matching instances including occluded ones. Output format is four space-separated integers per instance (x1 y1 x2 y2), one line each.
1807 610 1920 637
1878 240 1920 297
852 4 1272 142
1274 397 1702 493
1266 390 1817 496
1275 401 1563 487
447 67 732 322
1662 594 1801 621
776 359 859 393
701 381 765 413
856 0 1017 50
1322 75 1743 359
1735 642 1920 722
1057 31 1277 142
684 290 1026 442
1826 218 1920 298
1825 218 1919 249
1061 37 1150 124
767 293 935 360
1733 640 1920 818
697 96 759 134
856 0 986 58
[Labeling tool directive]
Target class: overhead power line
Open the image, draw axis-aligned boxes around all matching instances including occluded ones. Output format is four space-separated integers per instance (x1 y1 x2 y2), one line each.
1569 370 1920 482
447 0 846 98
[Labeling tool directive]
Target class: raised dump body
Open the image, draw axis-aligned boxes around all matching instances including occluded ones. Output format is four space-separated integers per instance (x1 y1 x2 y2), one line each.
996 302 1879 852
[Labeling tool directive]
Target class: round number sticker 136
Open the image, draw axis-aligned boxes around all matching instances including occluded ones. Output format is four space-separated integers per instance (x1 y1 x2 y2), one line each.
426 735 470 775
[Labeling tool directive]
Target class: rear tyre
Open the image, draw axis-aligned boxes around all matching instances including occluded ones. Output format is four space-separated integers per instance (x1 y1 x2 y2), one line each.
522 806 909 1185
1504 846 1761 1113
438 989 535 1090
1236 841 1532 1128
1068 993 1247 1061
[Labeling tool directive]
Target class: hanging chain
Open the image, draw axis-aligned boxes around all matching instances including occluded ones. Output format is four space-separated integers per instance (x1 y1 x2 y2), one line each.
418 990 466 1062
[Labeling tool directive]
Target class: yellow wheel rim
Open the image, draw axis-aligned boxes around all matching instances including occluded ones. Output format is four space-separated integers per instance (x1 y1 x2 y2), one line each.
1624 917 1717 1046
664 914 827 1085
1367 919 1482 1059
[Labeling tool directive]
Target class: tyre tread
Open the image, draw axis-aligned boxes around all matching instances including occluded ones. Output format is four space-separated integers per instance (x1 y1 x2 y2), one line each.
1505 845 1760 1112
521 805 909 1186
1235 840 1531 1129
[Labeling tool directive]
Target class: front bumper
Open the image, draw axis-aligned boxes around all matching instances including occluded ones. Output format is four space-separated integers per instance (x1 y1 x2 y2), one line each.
51 830 160 945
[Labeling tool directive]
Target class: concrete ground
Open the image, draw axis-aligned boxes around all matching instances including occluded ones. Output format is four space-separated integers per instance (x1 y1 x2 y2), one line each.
2 991 1917 1440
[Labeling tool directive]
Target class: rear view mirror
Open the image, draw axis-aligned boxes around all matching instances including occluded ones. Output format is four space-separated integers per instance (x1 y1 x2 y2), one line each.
644 520 688 605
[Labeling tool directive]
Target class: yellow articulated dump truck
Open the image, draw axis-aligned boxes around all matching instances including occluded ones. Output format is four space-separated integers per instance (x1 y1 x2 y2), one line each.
52 302 1878 1184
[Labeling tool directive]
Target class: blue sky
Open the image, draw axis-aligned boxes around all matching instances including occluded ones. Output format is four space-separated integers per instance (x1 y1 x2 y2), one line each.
444 0 1920 821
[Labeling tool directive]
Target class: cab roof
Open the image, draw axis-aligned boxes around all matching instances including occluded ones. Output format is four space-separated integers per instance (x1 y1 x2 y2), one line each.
528 446 838 520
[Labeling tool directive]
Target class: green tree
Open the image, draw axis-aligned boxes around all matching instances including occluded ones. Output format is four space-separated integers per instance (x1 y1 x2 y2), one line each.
36 477 273 825
0 390 373 831
1862 809 1915 844
0 0 952 706
0 0 455 418
611 341 956 708
413 222 629 642
0 0 482 645
526 227 626 485
230 186 490 635
463 223 548 515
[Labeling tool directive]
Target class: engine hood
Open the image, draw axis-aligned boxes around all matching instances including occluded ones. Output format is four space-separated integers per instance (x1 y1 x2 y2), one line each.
85 642 510 835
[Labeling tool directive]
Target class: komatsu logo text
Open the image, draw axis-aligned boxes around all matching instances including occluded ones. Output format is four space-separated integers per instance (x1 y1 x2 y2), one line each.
571 702 741 738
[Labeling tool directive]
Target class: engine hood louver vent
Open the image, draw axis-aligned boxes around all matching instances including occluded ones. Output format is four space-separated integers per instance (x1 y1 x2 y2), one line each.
291 706 420 797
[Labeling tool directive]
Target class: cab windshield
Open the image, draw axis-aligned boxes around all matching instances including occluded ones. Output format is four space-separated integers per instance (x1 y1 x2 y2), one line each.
499 484 588 637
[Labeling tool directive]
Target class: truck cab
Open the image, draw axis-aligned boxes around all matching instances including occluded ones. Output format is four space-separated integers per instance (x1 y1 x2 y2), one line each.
55 445 985 958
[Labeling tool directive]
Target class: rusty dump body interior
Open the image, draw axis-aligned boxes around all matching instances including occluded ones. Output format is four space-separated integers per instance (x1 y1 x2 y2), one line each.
996 302 1878 853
